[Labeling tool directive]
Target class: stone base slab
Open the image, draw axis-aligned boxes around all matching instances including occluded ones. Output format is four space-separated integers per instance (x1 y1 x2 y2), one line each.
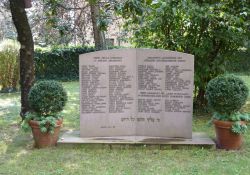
58 130 215 147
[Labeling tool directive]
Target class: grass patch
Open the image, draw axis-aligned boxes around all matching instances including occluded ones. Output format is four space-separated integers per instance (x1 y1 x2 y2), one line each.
1 77 250 174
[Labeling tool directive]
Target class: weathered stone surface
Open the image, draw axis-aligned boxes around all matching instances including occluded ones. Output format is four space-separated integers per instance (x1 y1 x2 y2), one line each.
79 49 194 138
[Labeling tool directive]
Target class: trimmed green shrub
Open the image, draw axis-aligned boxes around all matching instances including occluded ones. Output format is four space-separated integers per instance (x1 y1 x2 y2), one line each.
34 46 96 80
0 39 20 92
206 74 249 115
28 80 68 115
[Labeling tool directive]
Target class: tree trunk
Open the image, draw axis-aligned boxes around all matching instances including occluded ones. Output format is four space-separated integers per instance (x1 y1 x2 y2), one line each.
197 88 206 105
90 2 105 50
9 0 35 119
194 87 207 110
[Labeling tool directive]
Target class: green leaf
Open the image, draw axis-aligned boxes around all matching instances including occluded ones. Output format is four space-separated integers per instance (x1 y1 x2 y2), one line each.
40 127 47 133
232 122 247 134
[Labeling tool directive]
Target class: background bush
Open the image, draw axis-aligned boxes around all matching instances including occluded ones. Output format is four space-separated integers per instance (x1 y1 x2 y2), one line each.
34 46 95 80
28 80 67 115
34 45 249 81
205 74 249 115
225 49 250 74
0 39 20 92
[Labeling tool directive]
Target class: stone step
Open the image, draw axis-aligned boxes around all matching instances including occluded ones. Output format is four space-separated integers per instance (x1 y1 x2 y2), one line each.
58 130 215 147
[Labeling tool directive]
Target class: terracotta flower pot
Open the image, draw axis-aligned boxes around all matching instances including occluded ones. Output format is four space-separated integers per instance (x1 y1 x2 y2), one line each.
29 119 63 148
213 119 244 150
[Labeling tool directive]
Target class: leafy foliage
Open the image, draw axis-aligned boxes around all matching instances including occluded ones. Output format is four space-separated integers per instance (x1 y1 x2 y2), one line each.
213 112 250 122
28 80 68 115
0 39 20 92
116 0 250 107
34 46 96 80
212 112 249 134
206 74 249 115
37 0 119 47
21 112 62 134
232 121 248 134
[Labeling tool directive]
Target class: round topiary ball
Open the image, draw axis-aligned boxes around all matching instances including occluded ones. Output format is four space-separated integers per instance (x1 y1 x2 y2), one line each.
205 74 249 115
28 80 67 115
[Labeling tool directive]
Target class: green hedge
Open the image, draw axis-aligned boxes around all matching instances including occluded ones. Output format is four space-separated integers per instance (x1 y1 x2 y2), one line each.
35 47 249 81
34 46 96 80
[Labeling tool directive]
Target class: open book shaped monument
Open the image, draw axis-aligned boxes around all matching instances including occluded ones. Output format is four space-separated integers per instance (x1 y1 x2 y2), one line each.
79 48 194 139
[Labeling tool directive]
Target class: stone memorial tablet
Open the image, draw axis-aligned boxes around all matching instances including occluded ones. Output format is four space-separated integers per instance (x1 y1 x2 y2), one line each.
79 48 194 138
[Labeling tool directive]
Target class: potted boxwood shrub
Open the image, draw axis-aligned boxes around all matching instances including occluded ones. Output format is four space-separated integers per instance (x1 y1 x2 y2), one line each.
21 80 67 148
205 74 249 150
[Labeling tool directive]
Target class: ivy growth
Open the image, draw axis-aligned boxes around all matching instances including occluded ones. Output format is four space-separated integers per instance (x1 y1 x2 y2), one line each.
232 121 248 135
213 112 250 135
21 113 62 134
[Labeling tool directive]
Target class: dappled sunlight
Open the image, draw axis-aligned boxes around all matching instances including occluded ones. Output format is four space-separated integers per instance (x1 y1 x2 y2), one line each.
64 162 80 170
0 94 21 121
68 97 79 102
0 107 20 123
0 110 6 117
6 158 17 166
0 132 13 143
0 141 8 154
0 98 20 108
62 81 79 101
64 102 79 107
61 94 80 129
61 82 80 130
66 91 79 98
63 104 79 114
62 109 77 115
241 101 250 113
0 109 18 118
66 94 79 102
15 149 29 158
240 75 250 86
